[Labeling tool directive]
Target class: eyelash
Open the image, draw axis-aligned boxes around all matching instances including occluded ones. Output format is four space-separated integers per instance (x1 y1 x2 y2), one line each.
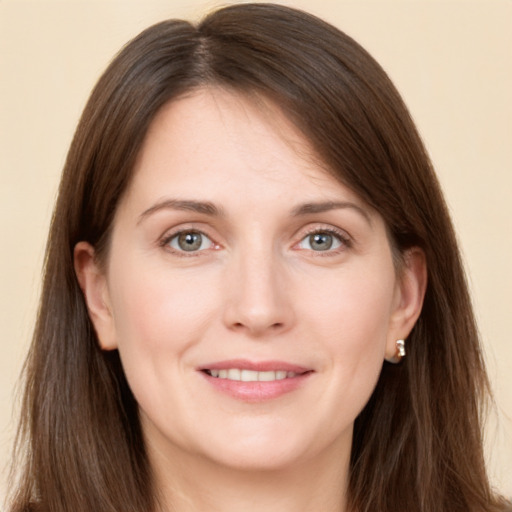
159 226 352 257
297 227 352 255
159 229 219 257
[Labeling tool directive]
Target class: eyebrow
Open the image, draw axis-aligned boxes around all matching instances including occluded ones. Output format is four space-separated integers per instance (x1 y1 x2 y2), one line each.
137 199 224 224
137 198 372 226
292 201 372 225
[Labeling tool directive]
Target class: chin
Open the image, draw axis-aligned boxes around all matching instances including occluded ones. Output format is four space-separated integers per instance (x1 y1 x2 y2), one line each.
205 444 307 472
197 422 347 473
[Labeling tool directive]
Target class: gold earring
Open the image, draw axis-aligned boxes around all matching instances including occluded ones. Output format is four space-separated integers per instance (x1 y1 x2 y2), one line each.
389 339 406 364
396 339 406 359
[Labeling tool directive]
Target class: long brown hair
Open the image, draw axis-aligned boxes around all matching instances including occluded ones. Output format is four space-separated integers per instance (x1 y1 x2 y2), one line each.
9 4 510 511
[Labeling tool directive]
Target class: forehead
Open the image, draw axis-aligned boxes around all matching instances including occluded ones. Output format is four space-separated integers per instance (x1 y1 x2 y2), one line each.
119 86 370 218
140 87 321 170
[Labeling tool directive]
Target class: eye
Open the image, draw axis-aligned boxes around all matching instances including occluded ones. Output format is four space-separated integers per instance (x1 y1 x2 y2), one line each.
166 230 215 252
297 230 347 252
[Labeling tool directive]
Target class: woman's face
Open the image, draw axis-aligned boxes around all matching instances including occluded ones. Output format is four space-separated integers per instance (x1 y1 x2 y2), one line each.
78 88 423 473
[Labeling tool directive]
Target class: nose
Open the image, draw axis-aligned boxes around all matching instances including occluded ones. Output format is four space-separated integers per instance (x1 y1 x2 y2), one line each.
222 246 295 337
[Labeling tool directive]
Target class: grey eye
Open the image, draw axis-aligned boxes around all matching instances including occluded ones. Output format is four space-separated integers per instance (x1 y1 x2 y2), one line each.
169 231 213 252
297 231 343 252
309 233 334 251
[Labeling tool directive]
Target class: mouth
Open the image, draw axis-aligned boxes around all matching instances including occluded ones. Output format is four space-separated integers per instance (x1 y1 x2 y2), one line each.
198 360 313 401
202 369 302 381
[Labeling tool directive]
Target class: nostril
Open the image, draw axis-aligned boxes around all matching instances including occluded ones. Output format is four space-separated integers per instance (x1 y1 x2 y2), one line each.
230 320 285 335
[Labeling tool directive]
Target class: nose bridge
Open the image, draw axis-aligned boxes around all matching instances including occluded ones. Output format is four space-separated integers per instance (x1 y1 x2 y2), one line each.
223 236 293 336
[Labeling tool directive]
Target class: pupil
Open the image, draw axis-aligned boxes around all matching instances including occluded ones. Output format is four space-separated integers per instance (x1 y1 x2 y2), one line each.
310 233 332 251
178 232 202 251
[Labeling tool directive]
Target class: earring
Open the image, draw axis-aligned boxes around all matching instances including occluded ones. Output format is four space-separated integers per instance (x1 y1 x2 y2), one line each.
396 339 406 359
389 339 406 364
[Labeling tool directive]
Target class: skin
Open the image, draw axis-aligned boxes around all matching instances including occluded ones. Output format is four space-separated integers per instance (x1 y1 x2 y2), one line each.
75 87 426 512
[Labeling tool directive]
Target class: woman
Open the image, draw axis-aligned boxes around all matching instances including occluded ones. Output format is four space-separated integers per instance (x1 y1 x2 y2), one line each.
8 3 510 511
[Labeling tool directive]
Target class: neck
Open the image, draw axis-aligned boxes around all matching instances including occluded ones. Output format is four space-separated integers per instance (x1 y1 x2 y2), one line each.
149 437 351 512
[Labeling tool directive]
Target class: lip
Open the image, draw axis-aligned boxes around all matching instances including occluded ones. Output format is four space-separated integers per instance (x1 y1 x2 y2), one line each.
198 359 313 402
199 359 311 373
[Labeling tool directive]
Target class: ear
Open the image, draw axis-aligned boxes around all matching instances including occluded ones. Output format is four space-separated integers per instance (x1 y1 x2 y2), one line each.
385 247 427 363
74 241 118 351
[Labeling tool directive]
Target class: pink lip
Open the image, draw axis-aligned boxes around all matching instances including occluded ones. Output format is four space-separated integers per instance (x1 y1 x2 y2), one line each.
199 359 311 373
198 359 313 402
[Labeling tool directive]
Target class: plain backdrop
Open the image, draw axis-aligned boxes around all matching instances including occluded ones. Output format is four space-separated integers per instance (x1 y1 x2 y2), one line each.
1 0 511 501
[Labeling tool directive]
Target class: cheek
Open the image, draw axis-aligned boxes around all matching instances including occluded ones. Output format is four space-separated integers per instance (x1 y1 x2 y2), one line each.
303 263 396 350
298 261 396 410
105 262 223 427
107 259 221 358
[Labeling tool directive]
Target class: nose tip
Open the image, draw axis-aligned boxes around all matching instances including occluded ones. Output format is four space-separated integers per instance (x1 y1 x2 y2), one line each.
222 255 294 337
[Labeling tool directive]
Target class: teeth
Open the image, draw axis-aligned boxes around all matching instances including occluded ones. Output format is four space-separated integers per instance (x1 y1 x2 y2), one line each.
207 369 299 381
241 369 259 382
258 371 276 382
227 368 241 380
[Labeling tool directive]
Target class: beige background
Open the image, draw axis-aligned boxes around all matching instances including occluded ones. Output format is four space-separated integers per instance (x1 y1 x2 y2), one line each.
1 0 511 502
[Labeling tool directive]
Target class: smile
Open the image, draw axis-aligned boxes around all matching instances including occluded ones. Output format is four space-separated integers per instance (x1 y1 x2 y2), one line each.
204 369 298 381
199 360 313 401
